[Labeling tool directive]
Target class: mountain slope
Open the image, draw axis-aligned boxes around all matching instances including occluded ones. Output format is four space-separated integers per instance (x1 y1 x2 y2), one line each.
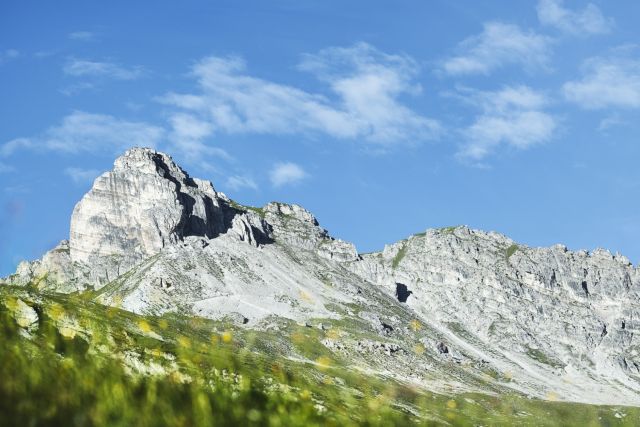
2 147 639 410
2 285 639 426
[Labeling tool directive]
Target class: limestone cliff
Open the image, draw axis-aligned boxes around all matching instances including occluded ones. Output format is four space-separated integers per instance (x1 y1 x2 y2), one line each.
3 147 639 406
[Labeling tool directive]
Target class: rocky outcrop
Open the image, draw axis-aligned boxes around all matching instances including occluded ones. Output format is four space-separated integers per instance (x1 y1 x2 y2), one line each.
264 202 358 262
8 241 81 292
3 297 38 331
347 226 640 403
3 147 640 406
53 147 275 285
69 148 232 266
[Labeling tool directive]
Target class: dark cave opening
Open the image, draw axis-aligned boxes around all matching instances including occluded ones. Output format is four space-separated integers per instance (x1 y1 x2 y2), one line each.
395 283 412 303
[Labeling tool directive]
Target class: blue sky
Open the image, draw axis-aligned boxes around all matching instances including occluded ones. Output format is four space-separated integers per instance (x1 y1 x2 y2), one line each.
1 0 639 276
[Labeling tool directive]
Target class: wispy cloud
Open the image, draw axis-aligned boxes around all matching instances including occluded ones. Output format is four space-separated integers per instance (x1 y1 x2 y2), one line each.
0 138 35 158
68 31 96 41
537 0 613 35
456 86 557 161
34 50 57 59
442 22 551 76
563 49 640 109
298 43 441 144
270 162 308 187
63 58 143 80
59 82 96 96
0 49 19 65
597 114 625 132
167 112 229 170
159 43 440 146
1 110 231 176
0 161 13 173
1 111 163 156
225 175 258 191
168 113 213 149
64 167 101 184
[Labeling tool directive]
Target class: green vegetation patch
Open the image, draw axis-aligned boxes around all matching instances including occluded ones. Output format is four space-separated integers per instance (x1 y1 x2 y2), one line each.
228 200 266 218
392 244 408 270
439 226 458 235
506 244 519 260
245 205 266 217
526 346 565 369
1 286 639 426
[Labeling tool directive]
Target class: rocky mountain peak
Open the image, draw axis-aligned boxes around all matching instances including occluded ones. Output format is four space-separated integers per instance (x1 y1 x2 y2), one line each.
264 202 319 225
4 146 640 407
114 147 182 175
69 147 235 270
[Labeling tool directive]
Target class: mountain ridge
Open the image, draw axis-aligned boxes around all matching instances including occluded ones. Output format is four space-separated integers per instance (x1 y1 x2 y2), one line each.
2 147 639 407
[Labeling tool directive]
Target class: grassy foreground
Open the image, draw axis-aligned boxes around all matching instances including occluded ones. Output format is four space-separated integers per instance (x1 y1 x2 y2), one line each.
0 286 638 426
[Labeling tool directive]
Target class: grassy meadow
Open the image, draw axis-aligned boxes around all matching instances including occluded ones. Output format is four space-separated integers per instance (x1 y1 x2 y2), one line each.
1 285 638 426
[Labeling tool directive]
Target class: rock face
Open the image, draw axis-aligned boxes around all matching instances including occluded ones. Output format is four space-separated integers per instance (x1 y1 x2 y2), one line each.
70 148 229 265
3 147 640 406
349 227 640 405
67 148 269 283
262 202 359 262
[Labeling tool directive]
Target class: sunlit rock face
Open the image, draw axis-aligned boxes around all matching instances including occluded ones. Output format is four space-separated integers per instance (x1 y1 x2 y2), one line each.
4 146 640 406
69 147 230 266
351 227 640 404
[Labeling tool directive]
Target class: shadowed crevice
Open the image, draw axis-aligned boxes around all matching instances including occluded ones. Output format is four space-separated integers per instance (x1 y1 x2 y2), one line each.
395 283 412 303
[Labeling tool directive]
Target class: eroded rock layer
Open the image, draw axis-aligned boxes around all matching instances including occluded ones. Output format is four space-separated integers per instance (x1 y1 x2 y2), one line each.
3 147 639 406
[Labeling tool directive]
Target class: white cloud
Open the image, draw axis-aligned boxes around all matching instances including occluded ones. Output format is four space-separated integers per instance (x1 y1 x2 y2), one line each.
563 53 640 109
159 43 440 146
59 82 95 96
169 113 213 143
45 111 163 153
1 110 231 174
225 175 258 191
63 58 143 80
442 22 551 76
64 167 101 184
299 43 441 144
167 112 229 169
537 0 613 35
0 138 35 158
1 111 164 156
269 162 308 187
0 49 19 65
457 86 557 160
68 31 96 41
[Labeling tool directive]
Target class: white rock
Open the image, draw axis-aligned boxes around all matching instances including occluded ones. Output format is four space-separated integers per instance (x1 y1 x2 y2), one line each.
4 147 640 406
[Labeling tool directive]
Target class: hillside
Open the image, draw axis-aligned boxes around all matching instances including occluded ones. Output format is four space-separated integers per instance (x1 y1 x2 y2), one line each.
2 147 640 425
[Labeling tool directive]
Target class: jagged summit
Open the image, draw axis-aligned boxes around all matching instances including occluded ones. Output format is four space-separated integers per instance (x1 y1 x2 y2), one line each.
2 147 640 406
10 147 353 290
70 147 235 265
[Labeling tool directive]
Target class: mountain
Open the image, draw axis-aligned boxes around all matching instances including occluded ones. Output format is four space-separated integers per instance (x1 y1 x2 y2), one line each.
2 147 640 422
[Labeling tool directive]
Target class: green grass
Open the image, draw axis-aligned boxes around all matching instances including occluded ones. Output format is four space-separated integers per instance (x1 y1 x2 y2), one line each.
245 205 266 217
525 346 564 369
438 226 458 234
228 200 266 218
1 285 639 426
392 244 408 270
0 286 419 426
506 244 519 260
